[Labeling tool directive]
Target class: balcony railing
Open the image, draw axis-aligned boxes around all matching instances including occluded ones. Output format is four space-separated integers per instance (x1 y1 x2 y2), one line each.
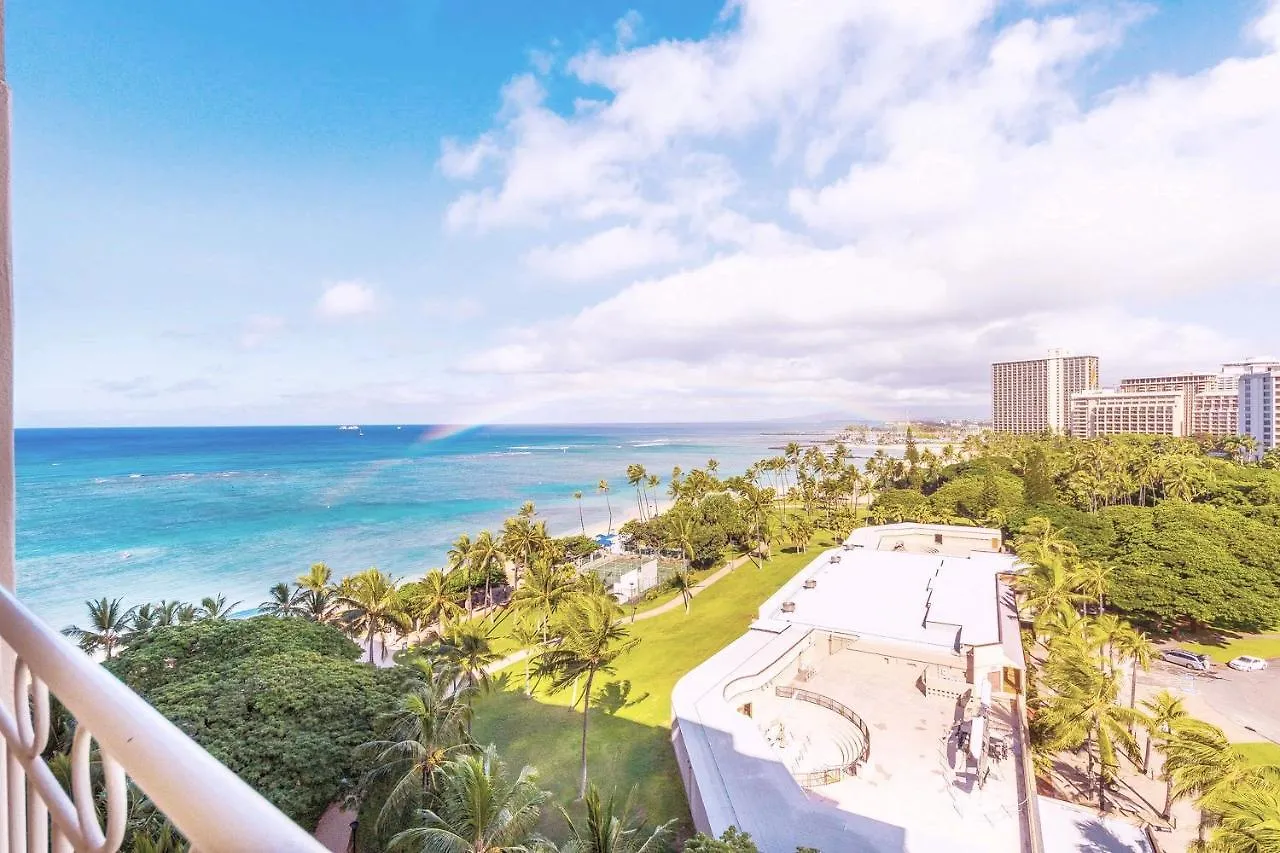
0 585 327 852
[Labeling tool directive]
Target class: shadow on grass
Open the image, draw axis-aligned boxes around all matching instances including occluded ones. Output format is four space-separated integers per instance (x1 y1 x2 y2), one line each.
471 684 692 843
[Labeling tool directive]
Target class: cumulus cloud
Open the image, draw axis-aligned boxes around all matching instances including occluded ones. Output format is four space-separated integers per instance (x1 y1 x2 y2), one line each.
523 225 687 282
439 0 1280 418
315 281 378 320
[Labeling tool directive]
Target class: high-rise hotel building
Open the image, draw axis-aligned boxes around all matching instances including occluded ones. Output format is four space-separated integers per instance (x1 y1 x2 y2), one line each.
992 349 1099 433
1239 360 1280 459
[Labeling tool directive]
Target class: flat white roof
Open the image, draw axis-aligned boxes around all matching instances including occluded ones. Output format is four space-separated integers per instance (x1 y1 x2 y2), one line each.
757 525 1018 653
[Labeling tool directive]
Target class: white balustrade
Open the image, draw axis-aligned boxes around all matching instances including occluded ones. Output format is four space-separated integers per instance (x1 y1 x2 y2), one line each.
0 586 327 853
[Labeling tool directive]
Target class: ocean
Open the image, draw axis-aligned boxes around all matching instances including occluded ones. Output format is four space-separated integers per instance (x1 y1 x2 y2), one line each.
16 423 822 630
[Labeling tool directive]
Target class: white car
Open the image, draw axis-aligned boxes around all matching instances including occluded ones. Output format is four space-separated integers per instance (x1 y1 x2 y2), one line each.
1228 655 1269 672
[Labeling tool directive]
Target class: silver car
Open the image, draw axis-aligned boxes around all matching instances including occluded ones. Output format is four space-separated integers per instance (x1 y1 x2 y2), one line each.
1228 655 1269 672
1162 649 1213 671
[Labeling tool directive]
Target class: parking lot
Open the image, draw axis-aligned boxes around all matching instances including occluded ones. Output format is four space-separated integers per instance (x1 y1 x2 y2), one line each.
1138 652 1280 744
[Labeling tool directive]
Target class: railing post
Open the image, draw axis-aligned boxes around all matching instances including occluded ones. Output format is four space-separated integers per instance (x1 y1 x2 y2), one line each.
0 2 18 850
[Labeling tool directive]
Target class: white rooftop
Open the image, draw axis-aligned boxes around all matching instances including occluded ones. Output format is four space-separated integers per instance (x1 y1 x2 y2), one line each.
757 524 1018 652
1038 797 1153 853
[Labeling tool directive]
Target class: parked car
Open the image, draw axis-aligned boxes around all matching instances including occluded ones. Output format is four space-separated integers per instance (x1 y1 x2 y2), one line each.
1162 649 1213 671
1228 655 1269 672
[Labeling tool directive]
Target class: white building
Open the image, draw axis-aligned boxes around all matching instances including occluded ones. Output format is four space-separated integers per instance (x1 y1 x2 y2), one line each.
992 349 1099 434
1070 388 1187 438
1238 358 1280 459
671 524 1035 853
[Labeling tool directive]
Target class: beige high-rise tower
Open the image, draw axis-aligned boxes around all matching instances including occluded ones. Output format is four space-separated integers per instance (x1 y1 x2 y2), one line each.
992 349 1099 434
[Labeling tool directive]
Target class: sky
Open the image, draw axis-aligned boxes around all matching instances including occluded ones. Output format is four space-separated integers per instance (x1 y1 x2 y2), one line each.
8 0 1280 427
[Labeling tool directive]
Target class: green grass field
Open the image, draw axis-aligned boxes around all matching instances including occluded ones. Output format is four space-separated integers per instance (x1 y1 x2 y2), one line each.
470 535 839 838
1235 741 1280 767
1180 633 1280 664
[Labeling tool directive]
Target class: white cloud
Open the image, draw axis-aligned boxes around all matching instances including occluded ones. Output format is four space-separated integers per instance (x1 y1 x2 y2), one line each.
440 0 1280 418
240 314 285 349
523 225 687 282
315 281 378 320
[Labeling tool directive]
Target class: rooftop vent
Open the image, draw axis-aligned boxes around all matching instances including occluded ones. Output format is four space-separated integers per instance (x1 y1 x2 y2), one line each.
829 554 842 564
781 601 796 613
803 579 817 590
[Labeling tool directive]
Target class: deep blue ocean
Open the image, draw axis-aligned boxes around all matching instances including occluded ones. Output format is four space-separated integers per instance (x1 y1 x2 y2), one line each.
16 423 814 629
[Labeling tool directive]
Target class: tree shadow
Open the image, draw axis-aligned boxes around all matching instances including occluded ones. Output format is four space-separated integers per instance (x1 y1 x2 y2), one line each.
469 688 692 844
593 679 651 715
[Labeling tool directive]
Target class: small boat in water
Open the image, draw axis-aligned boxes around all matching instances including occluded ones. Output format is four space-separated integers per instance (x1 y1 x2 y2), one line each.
338 425 360 431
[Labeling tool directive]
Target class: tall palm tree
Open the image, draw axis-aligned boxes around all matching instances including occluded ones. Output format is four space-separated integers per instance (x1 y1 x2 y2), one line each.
1140 691 1189 815
574 491 586 535
197 594 241 621
1037 638 1144 811
338 568 410 664
625 465 648 523
508 616 543 696
535 595 639 797
440 622 500 692
389 747 548 853
449 533 477 615
645 474 660 517
259 582 307 618
409 569 465 635
502 515 546 592
360 659 476 834
552 784 674 853
297 562 333 594
512 560 579 643
597 481 613 535
1076 559 1112 615
471 530 506 611
1164 719 1249 842
666 572 694 614
1113 625 1153 714
63 597 134 659
300 587 337 623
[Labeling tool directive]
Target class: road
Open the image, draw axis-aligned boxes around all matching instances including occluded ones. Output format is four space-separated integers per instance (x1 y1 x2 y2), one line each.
1138 655 1280 745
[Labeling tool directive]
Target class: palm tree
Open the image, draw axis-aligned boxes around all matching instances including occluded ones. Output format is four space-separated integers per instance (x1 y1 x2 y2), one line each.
300 587 337 623
645 474 660 517
508 616 543 696
535 595 639 797
360 659 476 833
1113 625 1153 715
471 530 506 612
338 568 410 664
597 480 613 535
1164 719 1248 842
626 465 648 523
389 746 548 853
440 622 500 692
502 515 546 592
259 582 307 618
1203 770 1280 852
297 562 333 594
409 569 465 636
1140 691 1189 814
449 533 477 615
574 491 586 535
512 560 579 643
1076 559 1112 615
666 572 694 614
197 594 241 620
552 784 674 853
1037 638 1144 811
62 597 133 660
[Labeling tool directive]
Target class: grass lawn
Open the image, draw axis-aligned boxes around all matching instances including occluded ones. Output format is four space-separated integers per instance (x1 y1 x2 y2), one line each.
1235 742 1280 767
470 533 840 838
1180 632 1280 664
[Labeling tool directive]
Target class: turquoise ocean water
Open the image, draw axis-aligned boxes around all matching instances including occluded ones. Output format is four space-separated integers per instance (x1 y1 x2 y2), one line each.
16 424 811 630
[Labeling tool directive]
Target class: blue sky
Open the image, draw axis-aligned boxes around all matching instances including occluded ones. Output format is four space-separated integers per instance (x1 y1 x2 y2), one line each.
10 0 1280 426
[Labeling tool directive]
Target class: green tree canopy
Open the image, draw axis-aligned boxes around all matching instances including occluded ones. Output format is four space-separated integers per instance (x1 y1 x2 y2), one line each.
108 617 403 829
